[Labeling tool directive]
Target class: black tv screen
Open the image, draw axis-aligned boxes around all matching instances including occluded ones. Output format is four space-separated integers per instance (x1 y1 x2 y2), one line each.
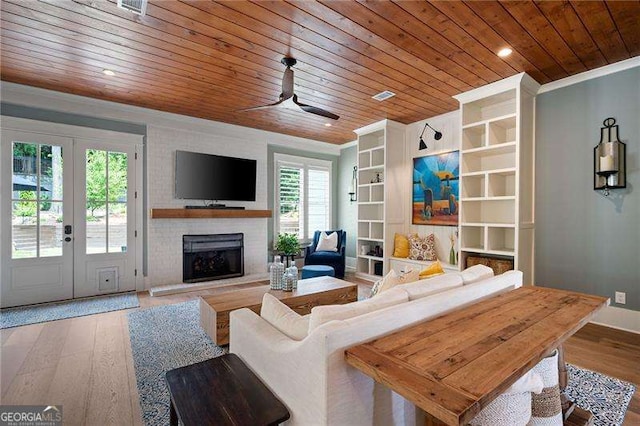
175 150 257 201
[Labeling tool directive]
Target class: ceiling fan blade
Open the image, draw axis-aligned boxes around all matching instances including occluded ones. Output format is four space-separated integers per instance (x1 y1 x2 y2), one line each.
293 95 339 120
237 97 285 112
281 67 294 100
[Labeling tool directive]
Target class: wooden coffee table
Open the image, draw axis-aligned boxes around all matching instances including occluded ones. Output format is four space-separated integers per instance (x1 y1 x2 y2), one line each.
200 276 358 345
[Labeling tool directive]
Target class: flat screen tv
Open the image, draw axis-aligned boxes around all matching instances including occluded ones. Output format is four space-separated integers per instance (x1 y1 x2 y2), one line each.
175 150 257 201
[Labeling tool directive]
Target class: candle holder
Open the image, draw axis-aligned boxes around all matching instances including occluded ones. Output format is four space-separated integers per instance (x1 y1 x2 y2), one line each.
594 118 626 196
348 166 357 202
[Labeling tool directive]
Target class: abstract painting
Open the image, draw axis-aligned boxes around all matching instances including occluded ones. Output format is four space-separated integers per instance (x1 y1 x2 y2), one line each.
412 151 459 226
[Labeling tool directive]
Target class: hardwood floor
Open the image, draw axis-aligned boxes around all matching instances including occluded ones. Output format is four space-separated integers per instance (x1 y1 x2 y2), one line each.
1 275 637 425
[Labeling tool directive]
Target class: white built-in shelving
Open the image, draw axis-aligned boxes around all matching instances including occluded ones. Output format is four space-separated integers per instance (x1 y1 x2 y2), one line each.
454 73 540 285
355 120 406 281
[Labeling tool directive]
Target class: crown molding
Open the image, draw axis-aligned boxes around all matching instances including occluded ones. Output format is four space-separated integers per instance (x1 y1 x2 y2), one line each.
538 56 640 94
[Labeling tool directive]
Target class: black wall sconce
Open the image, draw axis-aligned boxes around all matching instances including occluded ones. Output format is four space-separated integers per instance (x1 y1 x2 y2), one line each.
594 118 626 196
348 166 357 202
418 122 443 150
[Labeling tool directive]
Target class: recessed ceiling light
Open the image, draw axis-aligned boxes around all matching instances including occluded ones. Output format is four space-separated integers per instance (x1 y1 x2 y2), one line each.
497 48 513 58
102 69 115 76
325 123 332 127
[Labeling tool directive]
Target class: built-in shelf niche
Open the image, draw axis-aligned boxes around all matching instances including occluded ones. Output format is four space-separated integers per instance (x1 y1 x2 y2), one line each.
461 225 484 251
358 203 384 221
461 144 516 174
461 200 515 224
462 89 516 125
488 115 517 146
487 227 515 253
488 171 516 197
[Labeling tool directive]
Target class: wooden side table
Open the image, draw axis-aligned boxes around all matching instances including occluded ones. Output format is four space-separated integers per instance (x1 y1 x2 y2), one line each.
165 354 290 426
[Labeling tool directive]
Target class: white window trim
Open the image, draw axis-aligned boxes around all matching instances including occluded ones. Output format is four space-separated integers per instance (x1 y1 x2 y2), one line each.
274 153 332 242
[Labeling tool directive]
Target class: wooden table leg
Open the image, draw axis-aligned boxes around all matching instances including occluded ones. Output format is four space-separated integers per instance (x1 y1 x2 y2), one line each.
169 399 178 426
558 345 575 419
558 345 594 426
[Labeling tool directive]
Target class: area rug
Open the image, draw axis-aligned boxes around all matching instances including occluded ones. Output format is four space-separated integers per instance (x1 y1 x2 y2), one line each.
128 300 635 426
0 292 139 329
127 300 226 426
565 364 636 426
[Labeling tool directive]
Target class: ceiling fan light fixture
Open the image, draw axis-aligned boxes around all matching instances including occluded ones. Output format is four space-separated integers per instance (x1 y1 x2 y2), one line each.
497 47 513 58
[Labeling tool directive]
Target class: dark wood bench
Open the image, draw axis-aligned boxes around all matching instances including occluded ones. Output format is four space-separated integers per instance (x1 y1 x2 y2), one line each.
165 353 290 426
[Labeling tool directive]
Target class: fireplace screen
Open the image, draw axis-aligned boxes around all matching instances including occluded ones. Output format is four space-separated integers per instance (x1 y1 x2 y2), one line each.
183 233 244 283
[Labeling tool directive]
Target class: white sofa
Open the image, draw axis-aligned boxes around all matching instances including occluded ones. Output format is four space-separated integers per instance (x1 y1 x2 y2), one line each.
230 268 523 425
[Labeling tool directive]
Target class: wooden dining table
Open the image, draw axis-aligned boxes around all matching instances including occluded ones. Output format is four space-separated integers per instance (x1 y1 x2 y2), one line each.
345 286 609 426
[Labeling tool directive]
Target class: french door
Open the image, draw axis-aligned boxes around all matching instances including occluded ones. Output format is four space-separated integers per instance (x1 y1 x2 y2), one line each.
1 129 139 307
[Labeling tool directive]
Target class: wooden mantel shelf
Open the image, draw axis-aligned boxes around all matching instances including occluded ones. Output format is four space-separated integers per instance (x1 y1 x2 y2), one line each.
150 208 272 219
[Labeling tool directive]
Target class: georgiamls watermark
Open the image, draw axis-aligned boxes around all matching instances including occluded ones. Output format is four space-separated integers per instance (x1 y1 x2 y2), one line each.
0 405 62 426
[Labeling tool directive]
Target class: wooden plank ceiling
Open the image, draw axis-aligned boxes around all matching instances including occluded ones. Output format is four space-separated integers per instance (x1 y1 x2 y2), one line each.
1 1 638 144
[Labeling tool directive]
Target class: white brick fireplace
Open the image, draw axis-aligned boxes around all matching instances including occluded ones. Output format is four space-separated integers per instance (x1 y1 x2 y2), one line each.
146 125 268 288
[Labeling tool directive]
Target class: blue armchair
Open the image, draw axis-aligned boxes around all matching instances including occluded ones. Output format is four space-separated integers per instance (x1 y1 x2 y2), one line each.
304 230 346 279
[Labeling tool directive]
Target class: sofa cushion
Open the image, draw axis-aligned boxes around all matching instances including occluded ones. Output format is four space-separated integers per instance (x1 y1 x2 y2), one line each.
461 264 494 285
408 233 437 261
309 287 408 332
260 293 310 340
419 260 445 279
316 231 338 252
398 273 464 300
392 233 410 258
370 268 420 297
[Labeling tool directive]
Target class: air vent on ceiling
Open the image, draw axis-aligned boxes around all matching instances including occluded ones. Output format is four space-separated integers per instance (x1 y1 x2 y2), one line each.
372 90 396 101
117 0 147 15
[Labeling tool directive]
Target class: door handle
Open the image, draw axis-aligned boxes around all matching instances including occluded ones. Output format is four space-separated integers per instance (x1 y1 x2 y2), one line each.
64 225 72 235
64 237 72 242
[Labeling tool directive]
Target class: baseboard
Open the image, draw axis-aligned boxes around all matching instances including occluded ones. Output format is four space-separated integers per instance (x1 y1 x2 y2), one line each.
149 273 269 297
346 256 357 272
590 305 640 334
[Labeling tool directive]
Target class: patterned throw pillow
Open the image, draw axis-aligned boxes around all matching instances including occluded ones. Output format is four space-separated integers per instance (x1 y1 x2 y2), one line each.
409 233 437 261
370 269 419 297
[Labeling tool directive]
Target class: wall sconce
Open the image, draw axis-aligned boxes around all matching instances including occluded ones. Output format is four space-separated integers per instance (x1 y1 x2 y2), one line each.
594 117 626 196
348 166 357 202
418 122 443 150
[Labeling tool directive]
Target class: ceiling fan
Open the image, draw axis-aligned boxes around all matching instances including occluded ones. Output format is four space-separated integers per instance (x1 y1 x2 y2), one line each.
240 57 339 121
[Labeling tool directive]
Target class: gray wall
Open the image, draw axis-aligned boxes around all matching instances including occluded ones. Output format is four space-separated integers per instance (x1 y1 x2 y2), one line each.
337 145 357 258
535 67 639 311
266 144 339 255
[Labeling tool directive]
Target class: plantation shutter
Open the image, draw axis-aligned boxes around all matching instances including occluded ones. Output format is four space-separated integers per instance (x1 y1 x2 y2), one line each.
278 165 304 238
307 167 330 238
275 154 332 241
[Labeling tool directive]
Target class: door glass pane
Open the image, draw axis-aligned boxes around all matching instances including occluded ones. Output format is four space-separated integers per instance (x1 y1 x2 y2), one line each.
41 144 63 201
40 201 63 257
108 203 127 253
87 201 107 254
12 141 66 259
86 149 107 254
108 152 127 202
12 201 37 259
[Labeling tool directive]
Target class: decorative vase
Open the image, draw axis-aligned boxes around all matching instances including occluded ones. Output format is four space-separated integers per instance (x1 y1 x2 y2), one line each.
282 267 295 292
270 255 284 290
449 246 456 265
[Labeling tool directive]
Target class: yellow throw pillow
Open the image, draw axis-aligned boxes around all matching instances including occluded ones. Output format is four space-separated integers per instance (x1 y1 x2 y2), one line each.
393 233 410 258
419 261 445 279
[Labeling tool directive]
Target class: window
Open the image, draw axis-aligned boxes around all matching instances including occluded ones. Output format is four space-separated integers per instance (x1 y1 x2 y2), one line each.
275 154 331 240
